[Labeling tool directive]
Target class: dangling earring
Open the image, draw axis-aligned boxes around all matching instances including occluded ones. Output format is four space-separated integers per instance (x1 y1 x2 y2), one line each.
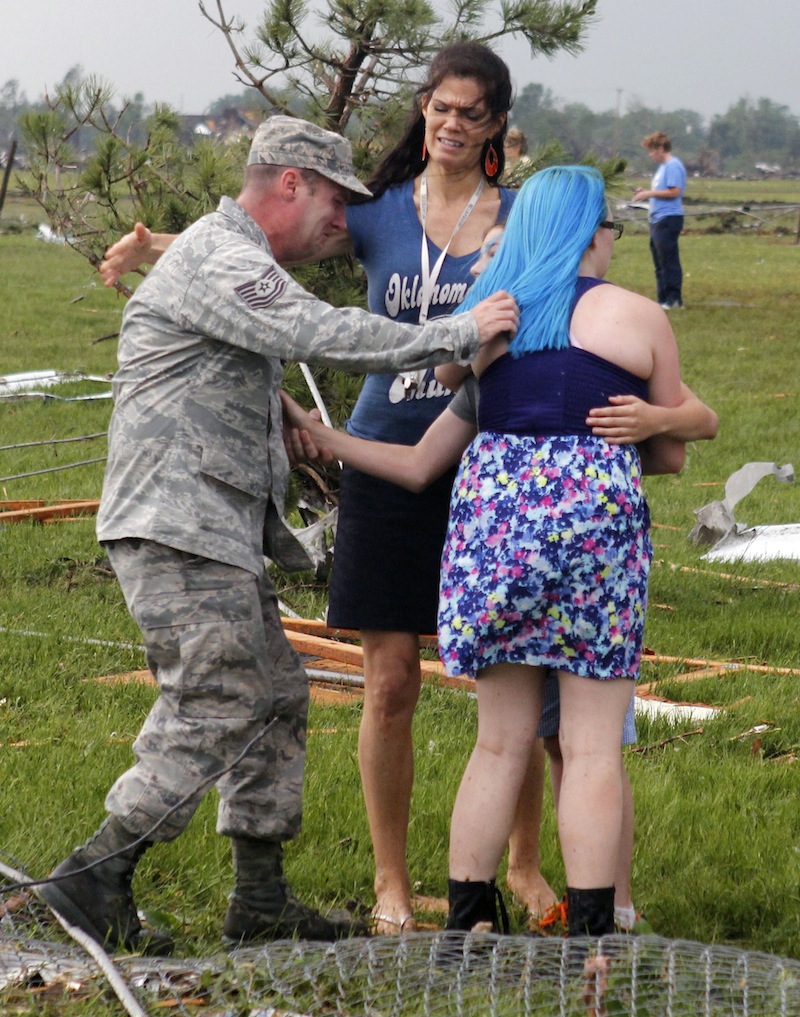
422 137 428 162
484 143 499 178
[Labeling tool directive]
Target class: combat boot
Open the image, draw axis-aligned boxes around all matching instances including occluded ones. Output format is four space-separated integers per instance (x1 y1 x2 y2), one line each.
566 886 615 937
38 816 173 954
445 877 510 933
222 836 368 945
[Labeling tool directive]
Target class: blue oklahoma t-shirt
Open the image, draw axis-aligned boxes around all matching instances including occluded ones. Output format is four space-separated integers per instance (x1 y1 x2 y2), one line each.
345 180 515 444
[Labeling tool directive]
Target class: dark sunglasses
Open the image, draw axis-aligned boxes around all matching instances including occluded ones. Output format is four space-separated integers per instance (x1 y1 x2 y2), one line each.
599 220 624 240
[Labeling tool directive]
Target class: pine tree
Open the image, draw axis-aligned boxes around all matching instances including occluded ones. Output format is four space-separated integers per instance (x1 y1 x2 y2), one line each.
18 2 602 595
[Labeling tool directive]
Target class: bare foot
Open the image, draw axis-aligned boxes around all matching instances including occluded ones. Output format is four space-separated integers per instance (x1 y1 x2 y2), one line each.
411 893 448 915
507 866 558 920
583 954 611 1017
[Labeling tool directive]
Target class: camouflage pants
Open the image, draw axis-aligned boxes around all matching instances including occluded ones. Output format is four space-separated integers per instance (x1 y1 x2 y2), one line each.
103 539 308 842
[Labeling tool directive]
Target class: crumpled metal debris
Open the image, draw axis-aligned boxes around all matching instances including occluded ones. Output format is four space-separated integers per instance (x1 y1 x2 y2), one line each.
688 461 796 562
0 370 112 402
36 223 69 245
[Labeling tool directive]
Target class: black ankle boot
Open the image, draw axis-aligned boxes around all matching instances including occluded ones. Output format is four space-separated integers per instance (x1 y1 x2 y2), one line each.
222 837 368 945
445 878 510 934
566 886 615 937
39 816 173 954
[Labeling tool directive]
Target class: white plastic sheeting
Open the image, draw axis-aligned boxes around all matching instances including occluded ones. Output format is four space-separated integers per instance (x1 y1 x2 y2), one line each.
689 461 797 563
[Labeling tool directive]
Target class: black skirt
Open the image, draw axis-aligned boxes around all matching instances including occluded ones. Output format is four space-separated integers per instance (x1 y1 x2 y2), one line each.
327 463 457 634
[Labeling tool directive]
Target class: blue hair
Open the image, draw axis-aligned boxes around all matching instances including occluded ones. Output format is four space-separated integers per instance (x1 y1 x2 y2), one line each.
458 166 607 355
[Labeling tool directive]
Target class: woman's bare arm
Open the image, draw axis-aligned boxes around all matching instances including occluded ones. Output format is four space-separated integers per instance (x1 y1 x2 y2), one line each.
281 391 475 493
434 363 472 392
636 305 688 474
586 383 718 444
99 219 355 288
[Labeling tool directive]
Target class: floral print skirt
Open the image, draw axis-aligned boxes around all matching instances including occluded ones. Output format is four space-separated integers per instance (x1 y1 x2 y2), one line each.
438 432 652 681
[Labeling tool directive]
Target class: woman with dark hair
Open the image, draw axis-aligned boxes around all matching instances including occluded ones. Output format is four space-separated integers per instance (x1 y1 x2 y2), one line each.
99 43 560 934
322 42 524 935
439 165 688 937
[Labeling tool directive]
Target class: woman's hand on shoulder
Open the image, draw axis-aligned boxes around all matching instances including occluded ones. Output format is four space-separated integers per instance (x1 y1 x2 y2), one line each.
99 222 170 287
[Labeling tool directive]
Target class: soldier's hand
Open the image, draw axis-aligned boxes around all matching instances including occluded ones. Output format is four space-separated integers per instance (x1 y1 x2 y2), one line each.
470 290 519 347
280 391 335 467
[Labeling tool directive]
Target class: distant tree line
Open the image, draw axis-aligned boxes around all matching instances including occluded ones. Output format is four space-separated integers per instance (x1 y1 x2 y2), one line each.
4 0 797 459
0 69 155 168
510 83 800 177
4 70 799 179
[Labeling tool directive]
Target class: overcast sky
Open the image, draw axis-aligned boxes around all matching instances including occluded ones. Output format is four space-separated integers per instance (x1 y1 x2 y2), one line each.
4 1 798 123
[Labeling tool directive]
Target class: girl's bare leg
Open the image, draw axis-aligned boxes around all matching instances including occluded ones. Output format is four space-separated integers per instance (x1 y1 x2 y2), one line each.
450 663 545 880
614 762 636 912
556 673 632 888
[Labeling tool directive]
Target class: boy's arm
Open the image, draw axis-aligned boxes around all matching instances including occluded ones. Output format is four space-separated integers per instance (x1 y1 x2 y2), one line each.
586 383 718 444
280 391 475 494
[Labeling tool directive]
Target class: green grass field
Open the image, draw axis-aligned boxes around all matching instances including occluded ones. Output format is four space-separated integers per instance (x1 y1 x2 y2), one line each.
1 184 799 1016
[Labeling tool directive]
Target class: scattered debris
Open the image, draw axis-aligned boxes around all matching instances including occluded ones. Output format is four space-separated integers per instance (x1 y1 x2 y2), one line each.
0 499 100 524
0 432 107 453
705 523 800 564
0 370 112 402
36 223 68 245
730 722 780 743
641 651 800 680
652 559 800 591
0 460 106 484
630 728 705 755
85 619 757 722
634 699 720 723
689 461 797 562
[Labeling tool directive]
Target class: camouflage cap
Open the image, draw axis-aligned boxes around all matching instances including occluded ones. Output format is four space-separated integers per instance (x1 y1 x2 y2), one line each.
247 115 371 198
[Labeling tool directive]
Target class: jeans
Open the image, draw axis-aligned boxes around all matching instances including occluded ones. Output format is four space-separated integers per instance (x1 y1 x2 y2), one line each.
649 215 684 306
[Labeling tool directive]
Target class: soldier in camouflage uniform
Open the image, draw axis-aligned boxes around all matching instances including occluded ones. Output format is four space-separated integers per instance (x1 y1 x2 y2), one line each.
39 116 518 953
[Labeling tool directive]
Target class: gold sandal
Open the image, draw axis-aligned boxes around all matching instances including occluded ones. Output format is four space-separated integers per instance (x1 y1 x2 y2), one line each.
371 909 416 935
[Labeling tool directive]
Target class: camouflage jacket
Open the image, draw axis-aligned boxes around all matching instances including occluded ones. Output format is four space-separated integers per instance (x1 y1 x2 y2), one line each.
96 197 479 574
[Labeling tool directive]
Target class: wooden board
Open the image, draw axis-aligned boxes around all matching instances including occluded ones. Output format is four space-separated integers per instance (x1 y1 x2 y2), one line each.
0 499 100 523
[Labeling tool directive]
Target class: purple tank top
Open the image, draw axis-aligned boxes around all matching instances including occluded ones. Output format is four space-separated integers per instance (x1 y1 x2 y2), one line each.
478 277 648 436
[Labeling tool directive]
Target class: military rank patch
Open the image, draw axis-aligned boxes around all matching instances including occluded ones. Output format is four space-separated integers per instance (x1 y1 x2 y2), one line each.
235 267 287 309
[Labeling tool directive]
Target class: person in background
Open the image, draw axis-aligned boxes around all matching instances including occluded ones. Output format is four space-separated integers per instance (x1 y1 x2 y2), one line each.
633 131 687 310
503 127 532 188
38 116 518 954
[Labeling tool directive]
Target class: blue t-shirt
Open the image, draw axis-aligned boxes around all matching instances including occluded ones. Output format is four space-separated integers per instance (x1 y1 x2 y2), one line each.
345 180 515 444
649 155 686 223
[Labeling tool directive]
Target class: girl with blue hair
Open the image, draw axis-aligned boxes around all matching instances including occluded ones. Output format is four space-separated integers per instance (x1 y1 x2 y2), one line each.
282 199 715 936
440 165 689 938
458 165 612 354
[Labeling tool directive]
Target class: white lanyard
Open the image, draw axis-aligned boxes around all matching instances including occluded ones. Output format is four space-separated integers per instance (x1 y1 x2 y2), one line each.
401 170 485 395
418 168 485 324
